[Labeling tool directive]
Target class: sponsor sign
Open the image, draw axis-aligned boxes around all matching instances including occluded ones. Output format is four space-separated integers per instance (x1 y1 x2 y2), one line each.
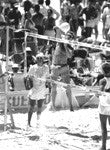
0 90 29 110
0 87 98 110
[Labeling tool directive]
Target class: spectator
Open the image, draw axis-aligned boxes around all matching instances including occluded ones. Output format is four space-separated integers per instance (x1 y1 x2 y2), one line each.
23 11 38 55
20 47 36 72
61 0 71 23
32 4 44 35
69 0 84 39
23 0 33 13
79 0 98 41
102 2 110 40
21 0 33 28
0 5 7 54
7 3 22 29
4 3 10 21
24 11 36 32
32 4 44 46
43 9 56 37
38 0 47 17
93 1 101 40
45 0 60 20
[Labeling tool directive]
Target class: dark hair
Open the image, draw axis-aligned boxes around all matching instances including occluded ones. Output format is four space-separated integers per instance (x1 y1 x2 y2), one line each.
24 0 32 12
34 4 40 13
47 8 53 15
45 0 50 6
38 0 44 5
102 62 110 76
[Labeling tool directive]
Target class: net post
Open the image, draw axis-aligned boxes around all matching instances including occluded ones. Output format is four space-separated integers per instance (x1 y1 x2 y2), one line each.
24 31 28 75
4 26 9 131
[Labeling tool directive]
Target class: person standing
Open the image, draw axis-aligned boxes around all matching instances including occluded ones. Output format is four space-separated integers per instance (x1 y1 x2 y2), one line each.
32 4 44 35
38 0 47 17
7 2 22 29
43 8 56 37
27 52 50 127
21 0 33 28
32 4 44 46
51 23 74 111
79 0 98 41
61 0 71 23
69 0 83 39
93 1 101 40
45 0 60 20
97 62 110 150
20 47 36 72
0 5 6 54
102 2 110 40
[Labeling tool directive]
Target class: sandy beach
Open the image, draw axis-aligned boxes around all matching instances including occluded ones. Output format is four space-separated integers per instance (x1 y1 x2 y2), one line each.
0 106 110 150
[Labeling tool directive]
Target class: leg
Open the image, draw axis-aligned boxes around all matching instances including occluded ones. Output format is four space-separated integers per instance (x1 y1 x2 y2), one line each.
51 67 59 109
86 27 93 38
108 116 110 125
69 19 76 39
104 28 109 40
99 114 108 150
94 25 98 40
37 99 44 120
8 102 15 128
62 67 74 111
102 21 105 39
66 85 74 111
28 98 36 127
51 83 57 109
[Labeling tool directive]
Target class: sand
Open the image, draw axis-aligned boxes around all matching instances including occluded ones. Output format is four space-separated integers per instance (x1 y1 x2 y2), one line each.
0 107 110 150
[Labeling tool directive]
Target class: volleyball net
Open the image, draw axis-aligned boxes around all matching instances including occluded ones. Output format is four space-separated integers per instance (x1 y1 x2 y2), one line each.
2 27 110 131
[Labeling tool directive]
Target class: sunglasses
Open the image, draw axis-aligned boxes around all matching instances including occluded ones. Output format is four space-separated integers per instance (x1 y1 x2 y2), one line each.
37 57 43 60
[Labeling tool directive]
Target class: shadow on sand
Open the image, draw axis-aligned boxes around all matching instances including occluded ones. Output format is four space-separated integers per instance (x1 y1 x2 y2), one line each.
66 131 110 142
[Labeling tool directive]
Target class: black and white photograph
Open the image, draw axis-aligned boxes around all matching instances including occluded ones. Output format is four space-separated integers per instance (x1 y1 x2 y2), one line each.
0 0 110 150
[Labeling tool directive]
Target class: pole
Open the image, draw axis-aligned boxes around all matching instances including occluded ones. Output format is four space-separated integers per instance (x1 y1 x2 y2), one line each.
4 26 9 131
24 31 28 75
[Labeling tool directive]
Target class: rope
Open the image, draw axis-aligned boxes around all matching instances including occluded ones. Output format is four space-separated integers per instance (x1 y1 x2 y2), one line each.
26 32 110 52
25 32 110 96
36 77 110 96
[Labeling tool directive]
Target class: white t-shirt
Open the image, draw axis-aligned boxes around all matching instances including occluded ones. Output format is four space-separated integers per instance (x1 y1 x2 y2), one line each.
28 64 49 100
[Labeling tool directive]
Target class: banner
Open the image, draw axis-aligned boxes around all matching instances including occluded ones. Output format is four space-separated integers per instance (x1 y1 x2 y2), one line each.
0 91 29 110
0 87 99 110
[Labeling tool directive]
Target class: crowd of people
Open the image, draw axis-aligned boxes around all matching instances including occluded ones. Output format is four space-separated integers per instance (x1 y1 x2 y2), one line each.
0 0 110 52
0 0 110 150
